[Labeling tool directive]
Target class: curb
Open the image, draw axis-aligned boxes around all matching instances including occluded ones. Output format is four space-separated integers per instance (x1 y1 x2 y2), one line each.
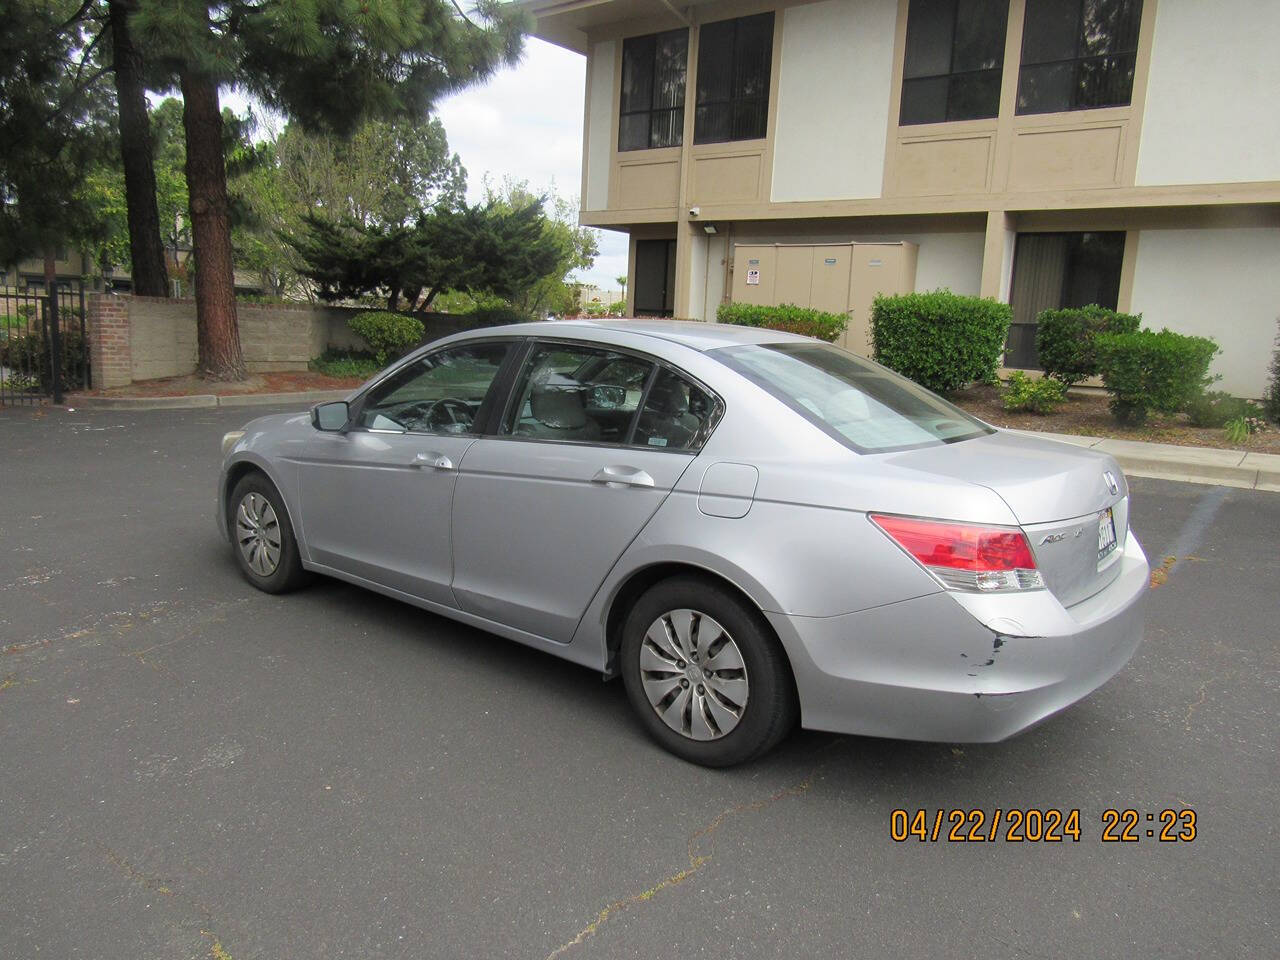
66 389 352 411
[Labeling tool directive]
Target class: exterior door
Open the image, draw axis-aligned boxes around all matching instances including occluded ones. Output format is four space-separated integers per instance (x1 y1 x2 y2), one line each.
634 239 676 316
297 340 515 605
450 342 719 642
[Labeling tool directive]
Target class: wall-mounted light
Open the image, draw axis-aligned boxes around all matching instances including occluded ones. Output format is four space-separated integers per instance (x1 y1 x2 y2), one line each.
703 224 718 235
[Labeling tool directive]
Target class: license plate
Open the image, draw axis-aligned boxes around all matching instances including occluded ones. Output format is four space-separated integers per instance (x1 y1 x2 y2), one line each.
1098 508 1118 563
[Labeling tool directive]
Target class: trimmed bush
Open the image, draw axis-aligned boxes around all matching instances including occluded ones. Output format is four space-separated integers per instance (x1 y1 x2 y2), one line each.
871 291 1011 394
1095 329 1219 425
309 349 381 380
1035 304 1142 386
1186 390 1262 428
347 311 425 365
1002 371 1067 414
716 302 848 342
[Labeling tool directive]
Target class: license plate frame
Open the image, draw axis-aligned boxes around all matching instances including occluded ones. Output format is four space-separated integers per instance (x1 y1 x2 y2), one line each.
1097 507 1118 564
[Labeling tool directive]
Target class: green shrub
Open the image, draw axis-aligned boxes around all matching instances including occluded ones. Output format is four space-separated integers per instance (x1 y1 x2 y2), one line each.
1002 371 1067 414
1186 390 1262 428
871 291 1011 394
1266 320 1280 424
309 349 381 380
1035 304 1142 386
0 330 87 392
466 305 535 326
347 311 424 364
1095 329 1219 425
608 299 628 315
716 302 848 342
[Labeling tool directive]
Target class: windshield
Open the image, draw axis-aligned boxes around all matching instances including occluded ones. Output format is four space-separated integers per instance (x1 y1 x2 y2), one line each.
712 342 993 454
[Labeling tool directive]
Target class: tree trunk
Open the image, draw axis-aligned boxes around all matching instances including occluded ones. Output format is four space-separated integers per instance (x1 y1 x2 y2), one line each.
108 1 168 298
180 70 246 381
43 250 56 288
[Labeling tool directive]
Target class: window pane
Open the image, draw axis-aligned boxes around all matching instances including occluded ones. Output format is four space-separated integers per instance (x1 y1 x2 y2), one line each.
504 344 653 445
696 20 734 105
1062 232 1125 309
648 107 682 148
900 76 949 125
1022 0 1079 63
733 13 774 101
620 30 686 151
694 103 732 144
653 30 688 109
713 343 991 453
952 0 1009 72
947 69 1002 120
732 98 768 141
1016 61 1074 114
694 14 773 144
619 113 650 152
359 343 510 434
633 368 718 450
620 35 655 113
1076 52 1136 108
904 0 955 79
1081 0 1141 56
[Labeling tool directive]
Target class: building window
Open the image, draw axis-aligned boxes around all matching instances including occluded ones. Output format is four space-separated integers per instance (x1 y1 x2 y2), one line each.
1017 0 1143 115
1006 231 1125 369
900 0 1010 125
694 12 774 145
619 29 688 151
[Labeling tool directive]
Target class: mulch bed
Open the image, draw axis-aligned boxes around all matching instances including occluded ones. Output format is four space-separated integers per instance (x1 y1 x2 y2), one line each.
950 384 1280 455
71 370 365 399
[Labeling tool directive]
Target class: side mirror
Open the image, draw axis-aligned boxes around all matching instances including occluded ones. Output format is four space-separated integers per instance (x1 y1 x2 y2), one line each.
311 400 350 432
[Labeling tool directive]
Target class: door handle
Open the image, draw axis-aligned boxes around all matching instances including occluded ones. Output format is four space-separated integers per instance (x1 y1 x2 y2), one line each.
591 465 655 488
412 451 454 470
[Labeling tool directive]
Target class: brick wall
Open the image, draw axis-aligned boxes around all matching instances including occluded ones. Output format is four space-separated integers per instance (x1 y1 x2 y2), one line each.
84 294 481 389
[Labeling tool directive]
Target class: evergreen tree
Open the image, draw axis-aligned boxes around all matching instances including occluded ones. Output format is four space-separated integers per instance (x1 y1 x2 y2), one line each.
130 0 528 379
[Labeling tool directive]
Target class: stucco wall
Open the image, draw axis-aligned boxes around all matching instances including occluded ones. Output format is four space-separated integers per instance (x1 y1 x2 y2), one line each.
770 0 898 203
585 40 616 212
1136 0 1280 186
1128 227 1280 398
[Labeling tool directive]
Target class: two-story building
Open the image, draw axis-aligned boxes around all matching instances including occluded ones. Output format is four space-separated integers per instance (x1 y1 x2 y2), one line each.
523 0 1280 396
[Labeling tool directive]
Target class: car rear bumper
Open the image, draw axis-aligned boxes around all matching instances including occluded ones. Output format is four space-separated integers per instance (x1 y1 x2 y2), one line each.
768 535 1149 742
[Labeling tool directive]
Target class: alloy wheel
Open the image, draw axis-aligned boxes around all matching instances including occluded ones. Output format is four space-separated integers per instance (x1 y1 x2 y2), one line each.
235 492 282 577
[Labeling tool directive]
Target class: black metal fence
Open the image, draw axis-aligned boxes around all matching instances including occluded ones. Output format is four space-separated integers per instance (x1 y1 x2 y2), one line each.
0 281 90 405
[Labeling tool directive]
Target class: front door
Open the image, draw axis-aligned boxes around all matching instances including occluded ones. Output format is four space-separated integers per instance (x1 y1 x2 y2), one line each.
634 239 676 316
451 342 720 641
297 340 515 605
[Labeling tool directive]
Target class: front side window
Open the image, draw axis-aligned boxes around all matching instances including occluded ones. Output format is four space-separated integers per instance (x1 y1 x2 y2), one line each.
504 343 654 444
1006 231 1125 369
1017 0 1143 115
357 342 511 434
694 13 774 145
620 29 688 151
900 0 1010 125
713 342 991 454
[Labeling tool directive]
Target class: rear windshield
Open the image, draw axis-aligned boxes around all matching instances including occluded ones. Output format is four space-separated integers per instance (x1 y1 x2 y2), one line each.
711 342 993 454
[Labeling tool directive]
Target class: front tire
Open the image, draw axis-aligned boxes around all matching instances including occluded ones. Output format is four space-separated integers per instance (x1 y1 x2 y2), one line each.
621 576 797 767
228 472 310 594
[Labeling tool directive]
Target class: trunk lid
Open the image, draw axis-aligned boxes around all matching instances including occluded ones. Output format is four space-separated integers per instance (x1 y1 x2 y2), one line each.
884 430 1128 606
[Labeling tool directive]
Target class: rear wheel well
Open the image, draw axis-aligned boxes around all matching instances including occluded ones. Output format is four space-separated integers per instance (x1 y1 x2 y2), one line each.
604 564 793 688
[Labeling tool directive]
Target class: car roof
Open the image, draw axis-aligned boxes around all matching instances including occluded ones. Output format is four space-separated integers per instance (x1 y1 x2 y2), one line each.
459 318 813 353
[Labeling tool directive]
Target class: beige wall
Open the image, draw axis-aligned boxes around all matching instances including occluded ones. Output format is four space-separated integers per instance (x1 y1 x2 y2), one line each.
770 0 897 203
1136 0 1280 187
584 40 616 212
1128 226 1280 398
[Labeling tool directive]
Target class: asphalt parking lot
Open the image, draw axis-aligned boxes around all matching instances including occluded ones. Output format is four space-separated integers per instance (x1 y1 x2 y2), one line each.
1 404 1276 960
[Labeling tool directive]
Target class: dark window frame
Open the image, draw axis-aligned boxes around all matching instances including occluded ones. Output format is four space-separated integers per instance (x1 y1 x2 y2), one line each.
619 28 689 152
693 12 775 145
1016 0 1144 115
899 0 1010 126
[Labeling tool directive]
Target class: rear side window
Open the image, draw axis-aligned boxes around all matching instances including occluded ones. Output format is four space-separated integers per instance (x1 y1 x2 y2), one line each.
632 368 720 450
712 342 992 454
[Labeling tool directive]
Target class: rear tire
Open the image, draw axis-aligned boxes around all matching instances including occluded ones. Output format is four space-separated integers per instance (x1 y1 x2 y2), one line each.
228 472 310 594
621 575 797 767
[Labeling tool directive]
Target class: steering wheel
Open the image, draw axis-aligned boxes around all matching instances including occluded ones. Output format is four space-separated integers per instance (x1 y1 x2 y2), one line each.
422 397 474 431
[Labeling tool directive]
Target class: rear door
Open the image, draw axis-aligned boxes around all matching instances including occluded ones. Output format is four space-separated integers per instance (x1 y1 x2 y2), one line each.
298 339 516 605
450 340 721 641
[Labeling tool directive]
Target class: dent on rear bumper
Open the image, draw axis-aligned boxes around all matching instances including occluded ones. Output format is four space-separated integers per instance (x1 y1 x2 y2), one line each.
771 536 1149 742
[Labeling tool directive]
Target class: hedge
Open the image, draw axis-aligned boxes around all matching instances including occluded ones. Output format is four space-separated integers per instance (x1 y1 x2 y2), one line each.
871 291 1011 394
716 302 847 342
1035 304 1142 386
1095 329 1219 425
347 311 425 365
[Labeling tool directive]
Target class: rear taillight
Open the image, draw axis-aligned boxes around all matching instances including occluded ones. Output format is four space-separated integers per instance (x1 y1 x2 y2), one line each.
870 514 1044 593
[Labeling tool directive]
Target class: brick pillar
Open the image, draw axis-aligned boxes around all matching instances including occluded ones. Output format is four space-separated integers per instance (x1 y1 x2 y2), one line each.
86 293 133 389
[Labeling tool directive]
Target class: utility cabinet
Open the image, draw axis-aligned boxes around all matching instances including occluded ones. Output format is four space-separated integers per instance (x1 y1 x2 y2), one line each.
730 242 918 356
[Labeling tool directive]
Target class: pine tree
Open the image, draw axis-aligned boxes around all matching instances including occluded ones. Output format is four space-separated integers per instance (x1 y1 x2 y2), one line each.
130 0 528 380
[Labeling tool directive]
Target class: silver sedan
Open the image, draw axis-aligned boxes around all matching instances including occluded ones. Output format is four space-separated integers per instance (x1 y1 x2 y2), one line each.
217 320 1148 766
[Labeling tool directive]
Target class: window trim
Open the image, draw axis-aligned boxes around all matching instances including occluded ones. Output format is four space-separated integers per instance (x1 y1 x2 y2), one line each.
618 27 689 153
899 0 1010 127
692 12 776 147
489 337 726 454
1015 0 1143 116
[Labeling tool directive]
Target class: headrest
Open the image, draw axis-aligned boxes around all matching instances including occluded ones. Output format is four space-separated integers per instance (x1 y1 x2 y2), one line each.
529 372 588 429
648 377 689 416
